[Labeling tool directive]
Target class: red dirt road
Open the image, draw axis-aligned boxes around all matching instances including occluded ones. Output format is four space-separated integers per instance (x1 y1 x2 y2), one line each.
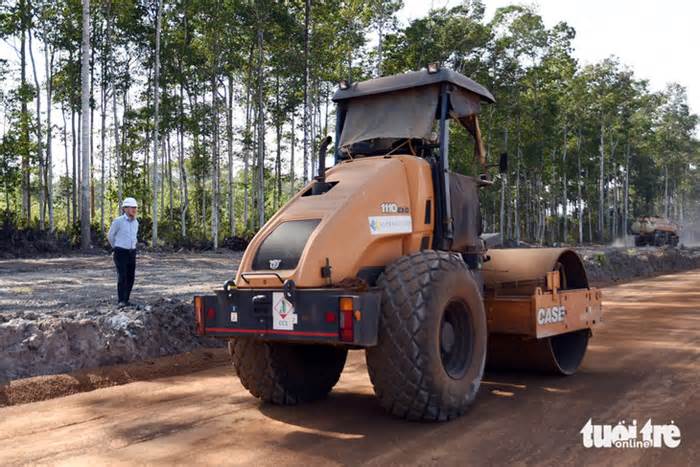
1 271 698 466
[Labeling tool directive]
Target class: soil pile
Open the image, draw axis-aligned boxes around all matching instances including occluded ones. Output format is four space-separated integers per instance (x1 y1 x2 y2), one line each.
580 246 700 285
0 298 223 383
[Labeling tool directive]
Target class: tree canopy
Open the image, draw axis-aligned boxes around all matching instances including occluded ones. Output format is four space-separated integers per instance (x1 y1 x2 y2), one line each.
0 0 697 247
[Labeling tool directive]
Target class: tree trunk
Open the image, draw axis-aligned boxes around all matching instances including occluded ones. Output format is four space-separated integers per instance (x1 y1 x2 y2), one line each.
608 137 618 240
572 130 580 244
561 123 568 243
256 26 265 229
144 69 151 216
303 0 310 183
274 75 282 210
71 105 77 223
376 11 383 77
121 88 129 209
289 112 295 196
151 0 162 246
598 122 605 242
586 168 593 243
90 46 95 220
111 33 122 204
243 46 254 231
178 80 188 238
20 0 30 223
499 127 508 241
550 150 557 244
227 74 234 236
310 80 318 177
77 109 81 214
210 63 220 249
62 105 70 224
160 138 165 218
167 132 173 223
100 43 107 237
44 44 55 231
514 127 520 243
664 165 669 218
623 141 630 243
80 0 91 249
28 28 45 229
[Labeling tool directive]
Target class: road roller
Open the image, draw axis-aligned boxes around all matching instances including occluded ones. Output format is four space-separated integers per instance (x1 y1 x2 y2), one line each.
194 66 603 421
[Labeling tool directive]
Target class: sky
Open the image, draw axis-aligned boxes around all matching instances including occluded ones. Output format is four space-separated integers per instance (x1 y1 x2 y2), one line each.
400 0 700 117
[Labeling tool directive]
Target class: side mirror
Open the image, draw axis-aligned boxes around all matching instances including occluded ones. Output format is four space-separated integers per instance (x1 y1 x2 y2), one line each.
499 152 508 174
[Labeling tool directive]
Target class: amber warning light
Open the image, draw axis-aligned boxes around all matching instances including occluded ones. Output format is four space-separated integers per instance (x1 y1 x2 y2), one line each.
194 296 205 336
339 297 355 342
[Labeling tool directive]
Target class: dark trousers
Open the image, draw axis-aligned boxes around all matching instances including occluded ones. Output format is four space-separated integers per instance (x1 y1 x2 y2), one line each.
113 247 136 303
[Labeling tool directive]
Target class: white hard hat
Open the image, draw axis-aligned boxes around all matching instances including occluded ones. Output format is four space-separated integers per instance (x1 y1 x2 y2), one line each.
122 197 138 208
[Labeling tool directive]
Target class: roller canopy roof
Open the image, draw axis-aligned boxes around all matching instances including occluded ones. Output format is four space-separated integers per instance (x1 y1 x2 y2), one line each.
334 68 495 148
332 68 495 103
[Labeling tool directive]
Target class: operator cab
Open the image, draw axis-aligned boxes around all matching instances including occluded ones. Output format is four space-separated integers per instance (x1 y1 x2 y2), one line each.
329 66 498 256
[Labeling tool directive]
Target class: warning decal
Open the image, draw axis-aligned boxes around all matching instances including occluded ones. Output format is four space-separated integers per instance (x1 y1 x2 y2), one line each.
272 292 297 330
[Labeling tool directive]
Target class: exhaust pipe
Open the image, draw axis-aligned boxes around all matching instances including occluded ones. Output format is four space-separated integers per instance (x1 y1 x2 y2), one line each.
312 136 333 195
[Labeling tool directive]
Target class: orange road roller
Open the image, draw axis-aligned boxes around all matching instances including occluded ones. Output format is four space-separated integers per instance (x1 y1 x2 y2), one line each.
194 67 602 421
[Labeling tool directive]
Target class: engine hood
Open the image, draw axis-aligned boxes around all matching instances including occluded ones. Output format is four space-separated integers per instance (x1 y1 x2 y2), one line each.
235 155 434 288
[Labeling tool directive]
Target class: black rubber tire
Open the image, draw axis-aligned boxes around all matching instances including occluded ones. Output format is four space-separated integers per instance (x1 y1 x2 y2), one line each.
230 339 347 405
366 250 487 421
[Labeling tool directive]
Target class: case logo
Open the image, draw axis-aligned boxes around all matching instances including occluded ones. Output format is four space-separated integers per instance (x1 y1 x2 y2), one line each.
269 259 282 270
537 306 566 325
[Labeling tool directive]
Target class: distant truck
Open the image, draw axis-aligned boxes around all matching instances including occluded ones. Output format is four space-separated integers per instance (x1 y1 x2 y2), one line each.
630 216 680 247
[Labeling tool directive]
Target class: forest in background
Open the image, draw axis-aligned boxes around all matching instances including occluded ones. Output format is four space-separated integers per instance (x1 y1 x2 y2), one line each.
0 0 698 251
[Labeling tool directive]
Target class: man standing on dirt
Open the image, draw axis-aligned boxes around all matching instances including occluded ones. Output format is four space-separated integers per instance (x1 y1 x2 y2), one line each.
108 197 139 308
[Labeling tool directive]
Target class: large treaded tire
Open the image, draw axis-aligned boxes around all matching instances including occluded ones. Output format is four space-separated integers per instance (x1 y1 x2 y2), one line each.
366 250 487 421
230 339 347 405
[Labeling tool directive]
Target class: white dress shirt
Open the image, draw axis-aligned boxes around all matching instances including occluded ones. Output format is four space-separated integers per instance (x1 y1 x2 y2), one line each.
108 214 139 250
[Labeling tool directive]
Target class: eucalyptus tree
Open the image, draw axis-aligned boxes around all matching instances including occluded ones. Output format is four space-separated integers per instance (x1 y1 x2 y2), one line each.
655 84 698 220
80 0 90 249
152 0 162 246
0 0 33 223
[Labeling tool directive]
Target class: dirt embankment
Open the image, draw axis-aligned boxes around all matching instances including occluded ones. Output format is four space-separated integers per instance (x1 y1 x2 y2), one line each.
580 246 700 285
0 298 224 383
0 252 239 383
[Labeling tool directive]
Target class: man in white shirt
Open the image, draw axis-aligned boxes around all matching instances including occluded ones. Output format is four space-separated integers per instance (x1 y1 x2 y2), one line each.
108 197 140 307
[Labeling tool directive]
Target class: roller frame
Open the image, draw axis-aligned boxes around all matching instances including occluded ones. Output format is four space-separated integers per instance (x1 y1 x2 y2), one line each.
484 270 603 339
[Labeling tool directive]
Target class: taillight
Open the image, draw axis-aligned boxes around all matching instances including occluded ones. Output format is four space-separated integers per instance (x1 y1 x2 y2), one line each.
339 297 354 342
324 311 337 323
194 296 205 336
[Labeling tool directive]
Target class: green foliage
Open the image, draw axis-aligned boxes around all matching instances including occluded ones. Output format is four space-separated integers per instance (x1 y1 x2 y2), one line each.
0 0 697 250
593 252 607 267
